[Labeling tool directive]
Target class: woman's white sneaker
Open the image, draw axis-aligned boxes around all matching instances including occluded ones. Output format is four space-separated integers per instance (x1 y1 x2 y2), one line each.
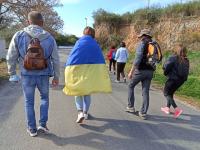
84 113 89 120
76 112 84 123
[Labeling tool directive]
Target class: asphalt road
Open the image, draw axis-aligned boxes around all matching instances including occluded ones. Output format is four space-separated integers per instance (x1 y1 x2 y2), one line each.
0 47 200 150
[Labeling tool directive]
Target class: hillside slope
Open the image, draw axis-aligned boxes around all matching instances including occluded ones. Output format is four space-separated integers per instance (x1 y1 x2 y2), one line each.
95 16 200 51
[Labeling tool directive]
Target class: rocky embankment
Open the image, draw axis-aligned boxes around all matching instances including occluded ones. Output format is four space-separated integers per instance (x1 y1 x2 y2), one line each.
95 16 200 51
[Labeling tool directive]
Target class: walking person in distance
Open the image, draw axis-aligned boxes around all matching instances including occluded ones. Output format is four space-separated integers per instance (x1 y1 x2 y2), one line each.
107 45 117 75
115 42 129 83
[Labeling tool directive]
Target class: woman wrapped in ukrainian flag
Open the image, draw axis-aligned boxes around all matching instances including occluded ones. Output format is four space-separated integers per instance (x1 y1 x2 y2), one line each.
63 26 112 123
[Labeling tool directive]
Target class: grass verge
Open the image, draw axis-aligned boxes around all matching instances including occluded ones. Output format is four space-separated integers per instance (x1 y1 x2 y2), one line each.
0 58 8 82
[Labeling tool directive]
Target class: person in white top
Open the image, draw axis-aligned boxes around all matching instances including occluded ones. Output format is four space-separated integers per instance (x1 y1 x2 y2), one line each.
115 42 129 83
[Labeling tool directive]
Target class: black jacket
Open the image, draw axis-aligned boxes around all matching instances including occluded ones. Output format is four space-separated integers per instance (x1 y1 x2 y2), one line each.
163 55 189 81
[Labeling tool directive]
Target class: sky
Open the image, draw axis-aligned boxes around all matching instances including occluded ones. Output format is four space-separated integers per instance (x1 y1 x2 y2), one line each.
55 0 189 37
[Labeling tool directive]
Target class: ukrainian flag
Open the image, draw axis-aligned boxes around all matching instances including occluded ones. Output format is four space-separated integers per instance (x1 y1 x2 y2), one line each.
63 35 112 96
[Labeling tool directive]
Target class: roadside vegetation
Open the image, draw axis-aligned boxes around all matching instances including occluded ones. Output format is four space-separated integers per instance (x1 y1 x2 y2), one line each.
55 33 78 46
0 0 64 46
93 1 200 26
0 58 8 82
93 1 200 50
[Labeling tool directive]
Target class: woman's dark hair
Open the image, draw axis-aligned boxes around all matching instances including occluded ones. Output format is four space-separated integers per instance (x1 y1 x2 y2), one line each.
111 45 116 49
120 42 126 47
174 44 187 63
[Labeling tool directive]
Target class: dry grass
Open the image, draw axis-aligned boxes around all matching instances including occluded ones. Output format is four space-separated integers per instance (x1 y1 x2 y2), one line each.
0 59 8 81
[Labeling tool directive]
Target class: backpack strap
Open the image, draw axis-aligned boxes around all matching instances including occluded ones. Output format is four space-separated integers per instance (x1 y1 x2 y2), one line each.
142 39 150 61
17 31 30 59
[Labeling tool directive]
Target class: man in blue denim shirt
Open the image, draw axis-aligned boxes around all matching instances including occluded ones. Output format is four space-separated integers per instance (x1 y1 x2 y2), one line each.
7 11 60 136
125 29 155 120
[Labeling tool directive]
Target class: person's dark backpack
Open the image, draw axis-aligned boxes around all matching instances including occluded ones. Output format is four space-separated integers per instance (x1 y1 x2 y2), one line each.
146 41 162 70
24 38 47 70
177 58 189 81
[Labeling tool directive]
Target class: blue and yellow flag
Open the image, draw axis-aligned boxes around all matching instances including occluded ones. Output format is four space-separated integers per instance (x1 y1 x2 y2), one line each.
63 35 112 96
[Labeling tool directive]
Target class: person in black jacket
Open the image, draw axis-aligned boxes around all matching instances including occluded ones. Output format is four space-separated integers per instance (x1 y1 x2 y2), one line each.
161 44 189 118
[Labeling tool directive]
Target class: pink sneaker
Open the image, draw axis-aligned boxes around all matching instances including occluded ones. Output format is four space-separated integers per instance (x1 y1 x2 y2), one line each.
161 107 170 114
174 108 183 118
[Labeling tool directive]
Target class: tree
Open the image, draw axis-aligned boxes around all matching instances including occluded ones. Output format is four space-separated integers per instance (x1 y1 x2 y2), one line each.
55 33 78 46
0 0 63 35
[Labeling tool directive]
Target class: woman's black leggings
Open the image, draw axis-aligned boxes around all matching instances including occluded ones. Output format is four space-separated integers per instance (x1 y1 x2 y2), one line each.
164 79 185 108
116 62 126 81
109 59 116 72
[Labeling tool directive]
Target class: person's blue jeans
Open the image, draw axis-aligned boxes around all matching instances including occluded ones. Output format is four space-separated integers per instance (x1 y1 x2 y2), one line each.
75 95 91 113
21 75 49 129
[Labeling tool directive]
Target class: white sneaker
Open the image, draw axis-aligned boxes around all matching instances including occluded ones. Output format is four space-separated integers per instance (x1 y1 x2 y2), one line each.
115 80 120 83
125 107 135 113
9 75 20 82
138 112 147 120
84 113 89 120
76 112 84 123
26 128 37 137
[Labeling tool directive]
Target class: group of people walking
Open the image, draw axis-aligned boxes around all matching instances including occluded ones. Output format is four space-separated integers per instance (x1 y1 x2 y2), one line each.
6 11 189 137
107 42 129 83
124 29 189 120
107 29 189 120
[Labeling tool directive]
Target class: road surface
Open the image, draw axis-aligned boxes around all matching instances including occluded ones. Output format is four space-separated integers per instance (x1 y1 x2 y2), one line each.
0 47 200 150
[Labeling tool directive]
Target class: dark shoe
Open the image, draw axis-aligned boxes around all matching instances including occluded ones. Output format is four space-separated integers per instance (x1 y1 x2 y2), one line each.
37 125 49 133
27 128 37 137
138 112 147 120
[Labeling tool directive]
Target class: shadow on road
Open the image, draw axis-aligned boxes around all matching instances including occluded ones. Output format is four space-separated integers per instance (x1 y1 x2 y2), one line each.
38 115 200 150
0 81 23 123
148 113 200 129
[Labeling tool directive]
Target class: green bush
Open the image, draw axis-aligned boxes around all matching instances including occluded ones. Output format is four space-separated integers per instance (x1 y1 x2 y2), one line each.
177 76 200 100
55 33 78 46
187 51 200 77
165 1 200 17
93 8 121 28
93 1 200 26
